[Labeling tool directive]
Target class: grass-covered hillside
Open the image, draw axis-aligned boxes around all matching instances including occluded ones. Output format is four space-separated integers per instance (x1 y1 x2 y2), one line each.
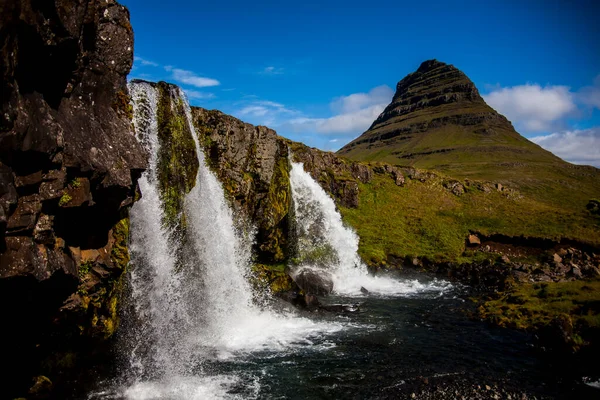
337 60 600 215
292 141 600 267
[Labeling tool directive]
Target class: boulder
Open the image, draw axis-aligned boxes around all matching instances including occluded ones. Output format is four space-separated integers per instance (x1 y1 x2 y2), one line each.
468 234 481 246
293 268 334 296
552 253 563 264
570 266 583 279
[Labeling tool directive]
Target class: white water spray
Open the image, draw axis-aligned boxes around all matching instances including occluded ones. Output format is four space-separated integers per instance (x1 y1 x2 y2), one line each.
289 161 450 296
119 82 345 400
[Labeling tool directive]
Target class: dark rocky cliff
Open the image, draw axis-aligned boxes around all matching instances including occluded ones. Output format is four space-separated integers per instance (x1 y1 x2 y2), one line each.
0 0 145 397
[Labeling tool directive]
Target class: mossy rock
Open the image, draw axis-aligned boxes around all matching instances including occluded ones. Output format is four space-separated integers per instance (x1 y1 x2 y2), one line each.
252 263 294 294
156 82 199 231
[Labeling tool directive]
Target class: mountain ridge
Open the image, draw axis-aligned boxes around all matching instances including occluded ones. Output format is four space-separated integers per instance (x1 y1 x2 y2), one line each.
338 59 567 174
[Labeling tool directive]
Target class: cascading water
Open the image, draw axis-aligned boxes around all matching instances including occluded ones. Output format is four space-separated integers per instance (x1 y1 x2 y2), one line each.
289 161 450 296
115 82 344 400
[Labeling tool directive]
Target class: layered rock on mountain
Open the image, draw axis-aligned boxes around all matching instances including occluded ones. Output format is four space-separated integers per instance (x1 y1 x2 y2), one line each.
338 60 562 176
0 0 145 397
338 59 600 214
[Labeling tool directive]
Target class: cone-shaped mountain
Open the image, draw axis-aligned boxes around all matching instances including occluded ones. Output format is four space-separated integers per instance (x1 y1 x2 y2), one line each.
338 60 571 179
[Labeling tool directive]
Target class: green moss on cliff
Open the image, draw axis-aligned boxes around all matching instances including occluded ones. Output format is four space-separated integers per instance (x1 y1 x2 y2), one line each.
252 263 294 294
260 156 292 262
75 217 130 340
478 279 600 351
156 82 199 230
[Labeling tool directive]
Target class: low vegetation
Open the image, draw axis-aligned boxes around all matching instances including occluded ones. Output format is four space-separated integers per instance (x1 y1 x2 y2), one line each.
479 280 600 350
339 171 600 267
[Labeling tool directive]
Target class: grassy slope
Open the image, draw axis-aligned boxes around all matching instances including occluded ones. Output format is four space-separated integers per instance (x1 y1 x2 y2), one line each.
338 171 600 266
479 279 600 349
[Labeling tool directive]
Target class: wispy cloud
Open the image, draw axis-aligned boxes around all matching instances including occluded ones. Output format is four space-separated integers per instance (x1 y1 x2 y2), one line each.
184 89 216 100
165 66 220 88
134 56 159 67
530 127 600 166
483 84 576 132
278 85 394 138
578 75 600 109
483 75 600 134
235 99 298 126
222 88 236 92
260 66 284 75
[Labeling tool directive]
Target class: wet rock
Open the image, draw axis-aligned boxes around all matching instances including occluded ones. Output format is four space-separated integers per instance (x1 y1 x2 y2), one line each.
320 303 360 313
28 375 53 397
1 0 145 397
304 294 320 310
360 286 369 294
33 214 55 245
15 171 43 189
6 194 42 234
293 268 334 296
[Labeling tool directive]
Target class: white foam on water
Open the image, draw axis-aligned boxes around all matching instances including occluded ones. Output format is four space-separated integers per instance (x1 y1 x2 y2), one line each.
122 375 246 400
289 161 451 297
122 82 347 399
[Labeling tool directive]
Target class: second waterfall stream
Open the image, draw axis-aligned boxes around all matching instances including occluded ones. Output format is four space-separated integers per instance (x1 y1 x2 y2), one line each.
98 80 450 400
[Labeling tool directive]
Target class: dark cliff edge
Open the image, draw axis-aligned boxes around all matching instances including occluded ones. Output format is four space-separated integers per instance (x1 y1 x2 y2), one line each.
0 0 146 398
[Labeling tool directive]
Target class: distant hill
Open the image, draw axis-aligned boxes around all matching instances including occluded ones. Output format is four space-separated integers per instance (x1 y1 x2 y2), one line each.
337 60 600 210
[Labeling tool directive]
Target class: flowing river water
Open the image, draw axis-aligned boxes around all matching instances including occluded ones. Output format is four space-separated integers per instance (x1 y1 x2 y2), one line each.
78 82 599 400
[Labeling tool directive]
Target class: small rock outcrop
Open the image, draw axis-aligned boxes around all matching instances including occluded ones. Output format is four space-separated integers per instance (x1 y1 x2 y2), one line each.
293 268 334 296
0 0 145 397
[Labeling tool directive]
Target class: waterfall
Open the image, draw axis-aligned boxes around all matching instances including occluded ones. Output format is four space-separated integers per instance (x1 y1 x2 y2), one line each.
289 161 450 296
119 82 344 400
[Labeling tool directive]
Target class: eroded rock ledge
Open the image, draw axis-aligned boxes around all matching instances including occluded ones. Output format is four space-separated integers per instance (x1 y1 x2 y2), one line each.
0 0 145 397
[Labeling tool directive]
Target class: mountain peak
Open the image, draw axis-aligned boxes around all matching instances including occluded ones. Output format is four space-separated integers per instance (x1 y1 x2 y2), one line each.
416 59 447 72
337 59 562 182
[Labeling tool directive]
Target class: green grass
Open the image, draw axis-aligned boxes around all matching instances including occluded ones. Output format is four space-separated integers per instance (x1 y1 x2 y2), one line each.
479 280 600 350
338 172 600 267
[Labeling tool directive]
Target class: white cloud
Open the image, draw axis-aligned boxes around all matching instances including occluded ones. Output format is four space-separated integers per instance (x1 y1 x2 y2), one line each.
239 105 270 117
279 85 393 136
134 56 159 67
184 89 216 100
483 84 576 132
578 75 600 109
235 99 298 127
330 85 394 114
261 66 284 75
165 67 220 88
530 127 600 166
285 105 387 135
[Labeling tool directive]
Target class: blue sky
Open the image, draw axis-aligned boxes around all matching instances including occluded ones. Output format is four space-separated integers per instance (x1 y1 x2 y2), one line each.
123 0 600 166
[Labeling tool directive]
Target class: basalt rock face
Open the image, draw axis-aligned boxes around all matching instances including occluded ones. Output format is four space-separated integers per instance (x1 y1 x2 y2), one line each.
0 0 145 397
192 107 293 264
337 60 562 180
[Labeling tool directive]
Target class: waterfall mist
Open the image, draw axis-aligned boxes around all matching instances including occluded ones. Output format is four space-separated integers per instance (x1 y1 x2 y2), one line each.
117 82 344 400
289 161 451 296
